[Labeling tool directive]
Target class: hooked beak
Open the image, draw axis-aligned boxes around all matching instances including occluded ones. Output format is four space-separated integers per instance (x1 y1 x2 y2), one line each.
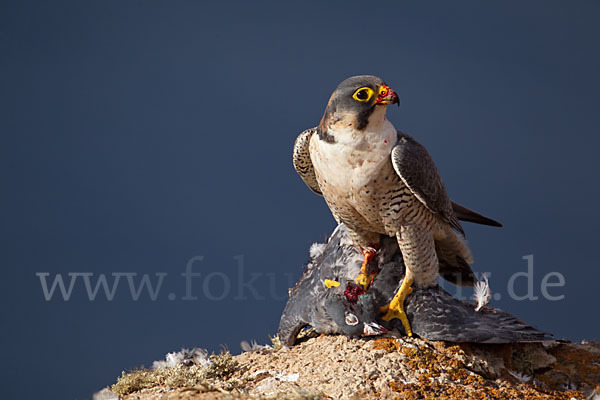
363 321 387 336
375 84 399 107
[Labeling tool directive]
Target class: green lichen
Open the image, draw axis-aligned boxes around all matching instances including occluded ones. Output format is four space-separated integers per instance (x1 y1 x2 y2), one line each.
207 351 238 379
111 350 238 396
269 334 283 352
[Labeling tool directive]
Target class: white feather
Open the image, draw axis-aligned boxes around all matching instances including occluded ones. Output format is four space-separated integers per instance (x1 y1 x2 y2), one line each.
240 339 271 353
152 347 212 370
507 369 531 383
473 274 491 312
309 242 327 260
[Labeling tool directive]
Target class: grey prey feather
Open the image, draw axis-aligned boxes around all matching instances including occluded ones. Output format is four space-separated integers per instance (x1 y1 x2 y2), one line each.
278 224 553 346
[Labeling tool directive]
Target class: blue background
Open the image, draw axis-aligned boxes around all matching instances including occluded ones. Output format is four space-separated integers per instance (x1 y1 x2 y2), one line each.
1 1 599 399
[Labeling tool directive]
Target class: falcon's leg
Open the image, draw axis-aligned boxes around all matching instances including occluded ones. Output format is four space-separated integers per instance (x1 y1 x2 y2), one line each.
345 227 381 290
354 246 379 290
380 277 413 336
380 226 438 337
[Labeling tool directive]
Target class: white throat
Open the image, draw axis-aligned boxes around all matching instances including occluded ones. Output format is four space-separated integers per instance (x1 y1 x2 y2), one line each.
328 116 396 149
329 106 394 145
311 112 397 191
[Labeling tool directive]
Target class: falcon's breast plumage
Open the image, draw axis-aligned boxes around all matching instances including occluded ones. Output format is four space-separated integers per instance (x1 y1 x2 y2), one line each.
293 75 501 336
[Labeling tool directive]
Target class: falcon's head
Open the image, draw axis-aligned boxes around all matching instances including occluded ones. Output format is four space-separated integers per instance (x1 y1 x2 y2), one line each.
318 75 399 142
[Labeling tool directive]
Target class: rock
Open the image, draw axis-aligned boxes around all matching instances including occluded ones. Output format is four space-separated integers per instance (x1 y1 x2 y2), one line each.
93 388 118 400
106 335 600 399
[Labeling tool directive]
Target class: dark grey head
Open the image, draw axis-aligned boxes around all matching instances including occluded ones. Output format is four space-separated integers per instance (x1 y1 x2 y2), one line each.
325 293 386 337
318 75 399 142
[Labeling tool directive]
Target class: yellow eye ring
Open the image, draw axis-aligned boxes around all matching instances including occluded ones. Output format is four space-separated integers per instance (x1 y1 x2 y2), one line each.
352 87 374 102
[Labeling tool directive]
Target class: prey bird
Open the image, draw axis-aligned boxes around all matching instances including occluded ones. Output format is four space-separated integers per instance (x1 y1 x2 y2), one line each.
292 75 501 336
278 224 551 347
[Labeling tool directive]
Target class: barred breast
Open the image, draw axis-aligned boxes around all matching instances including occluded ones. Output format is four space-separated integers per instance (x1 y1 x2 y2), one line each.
309 127 437 246
352 160 437 237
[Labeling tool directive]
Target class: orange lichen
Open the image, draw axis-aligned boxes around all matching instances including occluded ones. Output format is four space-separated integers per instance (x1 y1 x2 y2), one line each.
372 338 400 353
387 378 585 400
400 343 462 377
385 340 589 400
535 342 600 394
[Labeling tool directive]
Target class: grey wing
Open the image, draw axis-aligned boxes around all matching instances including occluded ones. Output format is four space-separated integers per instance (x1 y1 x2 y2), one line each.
403 287 554 343
292 127 322 196
391 132 464 236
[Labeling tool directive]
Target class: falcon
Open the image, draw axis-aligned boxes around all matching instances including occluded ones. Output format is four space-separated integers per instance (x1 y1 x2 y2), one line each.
292 75 500 336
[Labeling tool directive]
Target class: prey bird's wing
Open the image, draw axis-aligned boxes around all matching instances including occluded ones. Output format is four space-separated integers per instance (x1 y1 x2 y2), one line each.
293 127 322 196
452 201 502 228
391 131 464 236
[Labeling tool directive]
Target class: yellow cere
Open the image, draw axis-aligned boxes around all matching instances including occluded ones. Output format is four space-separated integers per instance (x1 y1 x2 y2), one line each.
324 279 341 288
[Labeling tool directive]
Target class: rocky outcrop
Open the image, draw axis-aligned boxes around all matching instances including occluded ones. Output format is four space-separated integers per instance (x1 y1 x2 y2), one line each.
100 334 600 399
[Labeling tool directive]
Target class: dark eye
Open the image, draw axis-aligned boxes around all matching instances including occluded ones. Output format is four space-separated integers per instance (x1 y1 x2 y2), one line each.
355 90 368 100
352 87 374 102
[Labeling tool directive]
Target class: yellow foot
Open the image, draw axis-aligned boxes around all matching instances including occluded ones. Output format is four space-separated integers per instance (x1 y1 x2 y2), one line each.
324 279 340 288
380 278 413 337
354 273 370 290
354 248 377 290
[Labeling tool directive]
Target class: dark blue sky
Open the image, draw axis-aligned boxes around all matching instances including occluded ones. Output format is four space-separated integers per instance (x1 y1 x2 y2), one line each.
1 1 599 399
